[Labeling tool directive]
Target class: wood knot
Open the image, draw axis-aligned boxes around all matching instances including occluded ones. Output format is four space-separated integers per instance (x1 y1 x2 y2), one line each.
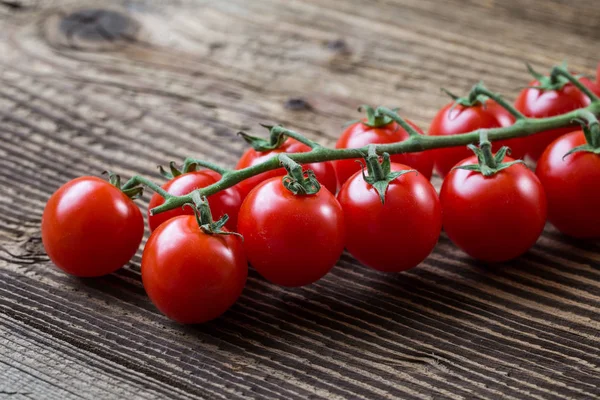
325 39 351 55
284 98 313 111
45 8 139 51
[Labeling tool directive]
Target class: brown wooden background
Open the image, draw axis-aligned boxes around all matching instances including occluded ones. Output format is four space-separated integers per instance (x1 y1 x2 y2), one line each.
1 0 600 399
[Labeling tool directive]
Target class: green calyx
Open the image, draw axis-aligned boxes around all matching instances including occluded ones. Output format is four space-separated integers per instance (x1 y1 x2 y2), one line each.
159 161 193 179
564 118 600 158
104 171 143 199
279 154 321 195
526 62 578 92
361 145 416 204
454 134 524 177
442 83 488 108
185 191 241 237
159 159 229 179
238 124 287 151
356 105 395 128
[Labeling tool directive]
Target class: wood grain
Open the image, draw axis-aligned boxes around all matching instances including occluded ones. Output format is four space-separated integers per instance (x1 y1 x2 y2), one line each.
1 0 600 398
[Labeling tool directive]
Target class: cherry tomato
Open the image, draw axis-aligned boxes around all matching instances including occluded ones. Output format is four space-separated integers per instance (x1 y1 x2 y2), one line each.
237 177 345 287
148 170 241 232
429 100 525 177
334 120 433 185
514 77 600 160
536 130 600 238
440 156 547 262
41 176 144 277
235 138 337 199
142 215 247 324
337 164 442 272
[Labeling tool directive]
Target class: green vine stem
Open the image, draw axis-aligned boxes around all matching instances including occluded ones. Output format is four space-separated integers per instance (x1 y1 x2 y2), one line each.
469 82 527 120
121 175 172 200
180 158 231 176
550 65 600 103
134 69 600 216
270 125 321 149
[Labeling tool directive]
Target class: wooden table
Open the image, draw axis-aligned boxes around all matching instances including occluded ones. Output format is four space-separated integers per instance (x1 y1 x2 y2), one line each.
1 1 599 399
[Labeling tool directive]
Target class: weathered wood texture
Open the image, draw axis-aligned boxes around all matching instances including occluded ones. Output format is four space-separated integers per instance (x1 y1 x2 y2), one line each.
1 0 600 398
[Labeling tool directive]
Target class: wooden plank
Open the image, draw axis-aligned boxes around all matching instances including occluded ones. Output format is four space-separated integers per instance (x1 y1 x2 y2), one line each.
1 0 599 398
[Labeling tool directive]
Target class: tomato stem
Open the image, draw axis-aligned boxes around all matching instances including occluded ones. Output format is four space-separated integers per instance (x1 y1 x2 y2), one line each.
470 82 526 120
279 154 321 195
121 175 172 199
550 66 600 103
181 158 230 175
376 107 422 137
364 145 385 180
478 132 497 169
270 125 321 149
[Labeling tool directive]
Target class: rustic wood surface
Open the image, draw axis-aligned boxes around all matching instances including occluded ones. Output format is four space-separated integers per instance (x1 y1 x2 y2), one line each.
1 0 600 399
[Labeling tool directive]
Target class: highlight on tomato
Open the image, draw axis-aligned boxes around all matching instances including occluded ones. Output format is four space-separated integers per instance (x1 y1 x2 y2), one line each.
429 86 525 178
337 148 442 272
142 199 247 324
237 156 345 287
148 164 241 232
235 130 337 199
41 175 144 277
334 105 433 185
514 64 600 160
440 139 547 262
536 129 600 238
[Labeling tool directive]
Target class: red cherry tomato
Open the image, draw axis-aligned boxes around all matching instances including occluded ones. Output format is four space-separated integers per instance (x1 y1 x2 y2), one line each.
142 215 247 324
440 156 547 262
334 120 433 185
515 77 599 160
429 100 525 177
41 176 144 277
148 171 241 232
235 138 337 199
237 177 345 287
536 130 600 238
337 164 442 272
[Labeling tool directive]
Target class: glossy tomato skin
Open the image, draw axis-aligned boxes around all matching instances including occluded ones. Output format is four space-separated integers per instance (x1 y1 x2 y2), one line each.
235 138 337 199
148 171 241 232
514 77 600 160
334 120 433 185
237 177 345 287
429 100 525 178
142 215 247 324
41 176 144 277
536 131 600 238
337 164 442 272
440 156 547 262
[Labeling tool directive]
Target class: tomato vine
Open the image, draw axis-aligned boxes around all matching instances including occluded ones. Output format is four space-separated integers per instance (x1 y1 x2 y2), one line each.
117 66 599 215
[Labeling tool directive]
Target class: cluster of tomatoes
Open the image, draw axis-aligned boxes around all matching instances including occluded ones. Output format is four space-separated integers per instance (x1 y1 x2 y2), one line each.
41 65 600 324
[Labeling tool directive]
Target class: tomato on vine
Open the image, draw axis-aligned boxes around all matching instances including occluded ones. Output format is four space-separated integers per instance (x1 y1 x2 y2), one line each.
337 148 441 272
237 156 344 287
41 175 144 277
536 129 600 238
440 140 547 262
514 65 600 160
334 106 433 185
429 86 526 177
236 136 337 199
142 198 247 324
148 166 241 232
